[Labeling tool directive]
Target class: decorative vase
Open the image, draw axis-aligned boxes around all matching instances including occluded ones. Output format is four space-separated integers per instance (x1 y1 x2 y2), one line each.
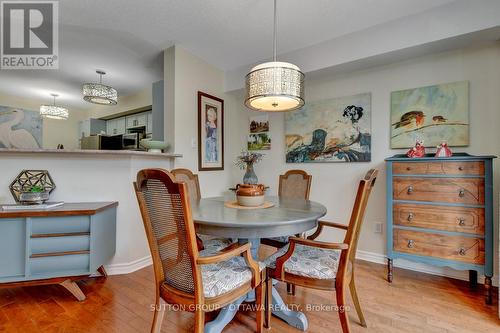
243 163 258 184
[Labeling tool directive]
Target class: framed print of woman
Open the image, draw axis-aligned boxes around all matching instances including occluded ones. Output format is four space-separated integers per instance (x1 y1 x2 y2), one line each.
198 91 224 171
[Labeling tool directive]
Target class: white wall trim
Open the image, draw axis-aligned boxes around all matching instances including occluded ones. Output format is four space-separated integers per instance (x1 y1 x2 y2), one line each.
106 255 152 276
356 250 498 287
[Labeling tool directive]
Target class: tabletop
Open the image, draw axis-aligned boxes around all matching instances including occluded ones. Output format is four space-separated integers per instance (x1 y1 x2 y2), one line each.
0 202 118 218
192 196 327 239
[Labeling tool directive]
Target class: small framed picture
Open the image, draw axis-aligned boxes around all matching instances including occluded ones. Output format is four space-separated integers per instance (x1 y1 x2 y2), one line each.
198 91 224 171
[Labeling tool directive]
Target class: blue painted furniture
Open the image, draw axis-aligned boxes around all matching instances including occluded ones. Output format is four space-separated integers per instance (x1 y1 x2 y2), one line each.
385 154 495 303
0 202 117 300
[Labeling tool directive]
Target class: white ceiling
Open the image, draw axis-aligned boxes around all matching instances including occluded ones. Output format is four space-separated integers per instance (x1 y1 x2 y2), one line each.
0 0 457 109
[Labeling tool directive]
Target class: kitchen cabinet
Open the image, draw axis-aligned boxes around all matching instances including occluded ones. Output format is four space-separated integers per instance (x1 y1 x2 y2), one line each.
106 118 126 136
126 113 147 129
79 119 106 138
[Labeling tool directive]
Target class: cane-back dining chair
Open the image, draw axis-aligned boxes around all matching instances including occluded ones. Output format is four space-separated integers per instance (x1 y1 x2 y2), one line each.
171 168 232 253
134 168 264 333
261 169 312 294
265 169 378 333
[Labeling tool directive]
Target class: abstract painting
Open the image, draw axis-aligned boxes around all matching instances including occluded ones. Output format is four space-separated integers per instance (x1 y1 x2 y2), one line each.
0 106 42 149
390 81 469 148
248 133 271 150
285 93 371 163
198 91 224 170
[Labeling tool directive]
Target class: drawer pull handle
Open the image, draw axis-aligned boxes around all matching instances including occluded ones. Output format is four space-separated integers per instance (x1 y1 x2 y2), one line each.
459 248 466 256
458 218 466 226
407 186 414 194
406 167 411 171
458 189 465 197
407 240 415 248
458 166 464 171
407 213 414 222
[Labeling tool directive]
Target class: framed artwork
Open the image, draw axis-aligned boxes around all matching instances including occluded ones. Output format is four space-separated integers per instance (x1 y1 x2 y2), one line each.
248 133 271 150
198 91 224 171
0 106 42 149
390 81 469 148
249 114 269 133
285 93 371 163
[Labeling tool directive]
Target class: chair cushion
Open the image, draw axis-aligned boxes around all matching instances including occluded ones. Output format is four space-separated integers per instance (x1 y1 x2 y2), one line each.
265 244 341 279
199 235 233 253
266 236 290 243
201 256 264 298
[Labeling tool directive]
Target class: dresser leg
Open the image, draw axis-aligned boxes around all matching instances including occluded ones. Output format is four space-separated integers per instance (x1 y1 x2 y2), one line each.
97 265 108 278
387 258 393 283
59 279 86 301
484 276 492 305
468 270 477 289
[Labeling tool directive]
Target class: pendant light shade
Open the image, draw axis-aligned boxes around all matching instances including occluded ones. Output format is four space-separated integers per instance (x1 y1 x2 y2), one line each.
40 94 69 120
245 0 304 112
82 70 118 105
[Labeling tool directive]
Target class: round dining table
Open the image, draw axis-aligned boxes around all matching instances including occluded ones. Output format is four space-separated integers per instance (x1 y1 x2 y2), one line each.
191 195 327 333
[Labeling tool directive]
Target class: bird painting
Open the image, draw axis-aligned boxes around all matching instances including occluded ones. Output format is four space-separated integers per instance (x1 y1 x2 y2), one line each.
392 110 425 129
432 115 447 123
0 109 41 149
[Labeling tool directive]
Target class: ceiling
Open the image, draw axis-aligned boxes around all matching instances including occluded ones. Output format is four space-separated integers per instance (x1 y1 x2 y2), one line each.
0 0 457 109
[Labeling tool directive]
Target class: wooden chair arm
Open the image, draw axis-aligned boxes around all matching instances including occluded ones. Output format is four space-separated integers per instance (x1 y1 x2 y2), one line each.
308 220 349 240
196 242 261 287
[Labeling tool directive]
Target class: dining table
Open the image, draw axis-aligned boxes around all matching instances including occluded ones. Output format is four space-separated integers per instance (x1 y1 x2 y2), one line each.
191 195 327 333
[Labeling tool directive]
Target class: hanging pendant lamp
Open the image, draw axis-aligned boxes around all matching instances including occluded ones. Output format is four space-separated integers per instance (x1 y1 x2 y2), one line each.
40 94 69 120
245 0 304 112
82 70 118 105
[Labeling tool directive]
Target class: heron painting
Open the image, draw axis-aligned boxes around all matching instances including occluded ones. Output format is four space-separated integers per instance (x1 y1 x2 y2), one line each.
0 106 42 149
285 93 371 163
390 81 469 148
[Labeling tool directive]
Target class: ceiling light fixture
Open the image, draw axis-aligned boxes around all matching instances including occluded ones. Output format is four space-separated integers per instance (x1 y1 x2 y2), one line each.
82 70 118 105
40 94 69 120
245 0 304 112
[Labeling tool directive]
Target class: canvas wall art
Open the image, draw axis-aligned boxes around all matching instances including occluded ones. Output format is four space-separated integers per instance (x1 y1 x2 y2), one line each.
198 92 224 170
248 133 271 151
285 93 371 163
390 81 469 148
249 115 269 133
0 106 42 149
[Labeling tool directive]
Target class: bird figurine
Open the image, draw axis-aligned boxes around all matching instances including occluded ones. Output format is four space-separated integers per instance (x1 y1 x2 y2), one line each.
393 111 425 129
432 115 447 123
406 140 426 158
435 142 452 157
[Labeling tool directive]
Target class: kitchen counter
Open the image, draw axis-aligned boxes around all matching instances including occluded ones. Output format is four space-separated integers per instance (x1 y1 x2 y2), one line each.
0 148 182 159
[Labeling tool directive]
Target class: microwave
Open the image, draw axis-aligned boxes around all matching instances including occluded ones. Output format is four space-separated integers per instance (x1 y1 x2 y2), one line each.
122 133 142 150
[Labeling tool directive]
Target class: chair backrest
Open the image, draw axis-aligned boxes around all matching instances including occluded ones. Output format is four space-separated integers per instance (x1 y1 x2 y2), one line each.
337 169 378 280
171 168 201 204
278 170 312 200
134 168 200 297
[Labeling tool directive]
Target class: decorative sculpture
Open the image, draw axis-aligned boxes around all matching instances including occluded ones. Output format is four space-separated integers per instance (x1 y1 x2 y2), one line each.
9 170 56 203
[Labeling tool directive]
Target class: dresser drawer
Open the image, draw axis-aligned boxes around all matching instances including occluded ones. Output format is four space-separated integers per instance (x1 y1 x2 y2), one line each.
30 235 90 256
31 216 90 235
393 177 484 205
392 161 484 176
393 229 485 264
30 253 90 276
393 204 484 235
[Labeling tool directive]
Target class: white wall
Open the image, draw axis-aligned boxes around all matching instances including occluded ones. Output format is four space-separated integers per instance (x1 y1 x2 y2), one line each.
226 44 500 281
86 86 152 119
0 92 88 149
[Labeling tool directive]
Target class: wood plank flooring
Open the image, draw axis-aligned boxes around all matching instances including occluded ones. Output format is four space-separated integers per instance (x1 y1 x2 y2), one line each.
0 250 499 332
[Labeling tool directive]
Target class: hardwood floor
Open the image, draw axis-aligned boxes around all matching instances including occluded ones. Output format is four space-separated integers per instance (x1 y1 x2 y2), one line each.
0 251 499 333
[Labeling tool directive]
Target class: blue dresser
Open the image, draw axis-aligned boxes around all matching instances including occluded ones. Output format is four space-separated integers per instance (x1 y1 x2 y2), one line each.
385 154 495 303
0 202 117 300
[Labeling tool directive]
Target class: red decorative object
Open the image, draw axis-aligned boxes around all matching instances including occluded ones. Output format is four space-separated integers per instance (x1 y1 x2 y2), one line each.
406 140 426 158
435 142 453 157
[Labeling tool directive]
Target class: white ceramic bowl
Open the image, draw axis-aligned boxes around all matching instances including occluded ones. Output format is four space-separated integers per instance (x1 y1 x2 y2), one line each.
237 195 265 207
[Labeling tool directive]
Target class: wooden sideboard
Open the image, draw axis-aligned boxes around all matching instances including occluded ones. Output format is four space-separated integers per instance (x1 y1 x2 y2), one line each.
0 202 117 300
385 154 496 303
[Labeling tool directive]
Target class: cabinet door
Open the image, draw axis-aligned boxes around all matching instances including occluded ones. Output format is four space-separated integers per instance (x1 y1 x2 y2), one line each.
146 112 153 134
136 113 147 127
106 119 115 135
126 115 136 128
116 117 126 134
0 219 26 278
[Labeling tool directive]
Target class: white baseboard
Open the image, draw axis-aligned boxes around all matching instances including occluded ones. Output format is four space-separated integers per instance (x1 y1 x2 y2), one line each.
356 250 498 287
105 255 152 275
103 250 498 288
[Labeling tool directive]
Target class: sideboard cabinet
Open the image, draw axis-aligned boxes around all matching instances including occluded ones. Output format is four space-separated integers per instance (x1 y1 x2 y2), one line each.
0 202 117 300
385 154 495 303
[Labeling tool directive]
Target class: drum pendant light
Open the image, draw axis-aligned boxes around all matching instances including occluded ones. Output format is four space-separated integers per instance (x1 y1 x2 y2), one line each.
245 0 304 112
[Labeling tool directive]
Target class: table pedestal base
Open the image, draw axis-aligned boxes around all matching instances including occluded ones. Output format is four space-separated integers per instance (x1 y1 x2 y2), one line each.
271 286 308 330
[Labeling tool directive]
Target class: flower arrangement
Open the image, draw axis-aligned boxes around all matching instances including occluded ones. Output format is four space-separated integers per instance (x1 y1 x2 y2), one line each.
235 151 264 169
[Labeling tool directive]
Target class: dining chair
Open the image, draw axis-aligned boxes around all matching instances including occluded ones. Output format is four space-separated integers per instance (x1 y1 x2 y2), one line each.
134 168 265 333
171 168 232 253
264 169 378 333
261 169 312 294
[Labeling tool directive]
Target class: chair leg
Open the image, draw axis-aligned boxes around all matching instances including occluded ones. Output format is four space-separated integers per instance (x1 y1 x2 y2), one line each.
256 278 264 333
349 278 367 327
265 276 272 329
194 309 205 333
291 284 296 296
287 283 293 295
336 286 351 333
151 297 166 333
